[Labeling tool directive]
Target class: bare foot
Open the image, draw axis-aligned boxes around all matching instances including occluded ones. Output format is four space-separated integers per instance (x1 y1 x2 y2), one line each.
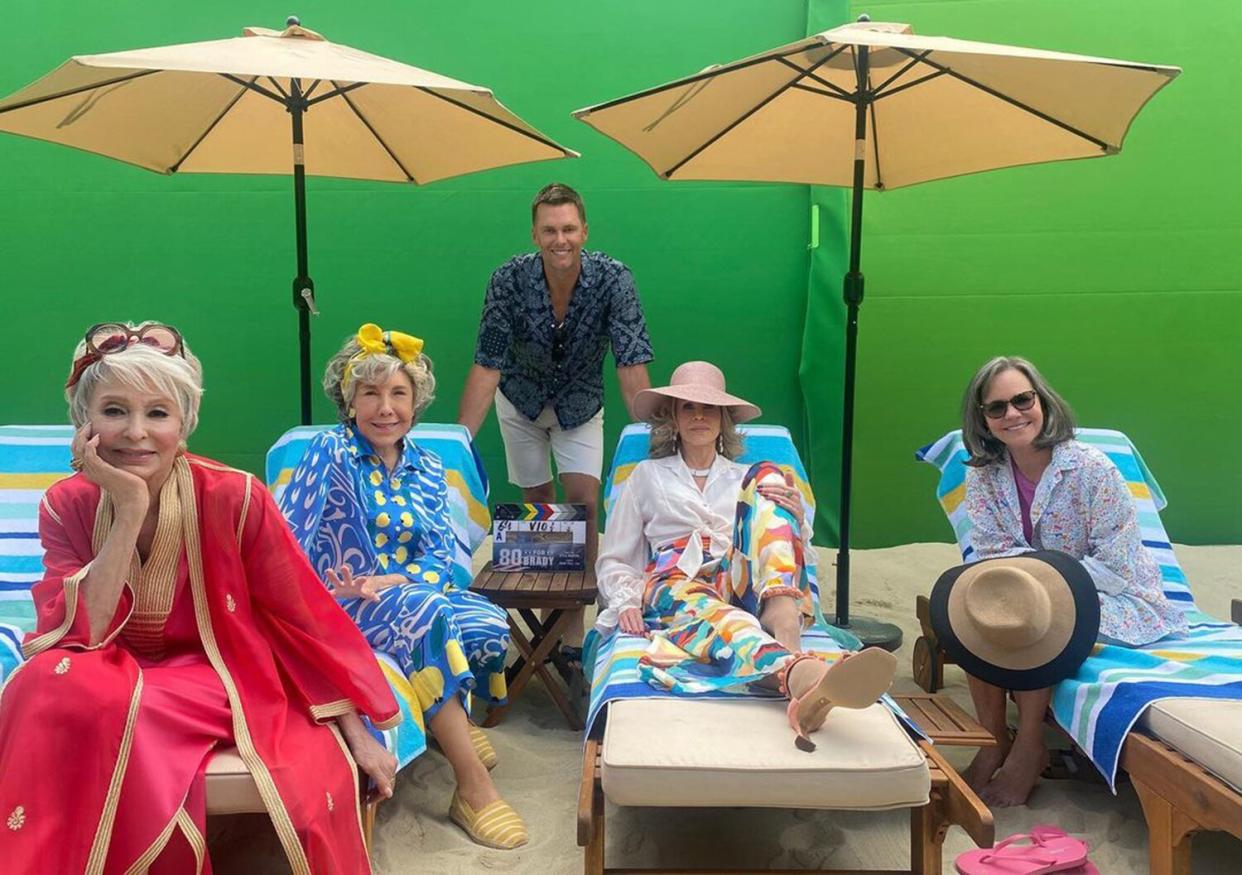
963 744 1009 793
981 741 1048 807
455 761 502 811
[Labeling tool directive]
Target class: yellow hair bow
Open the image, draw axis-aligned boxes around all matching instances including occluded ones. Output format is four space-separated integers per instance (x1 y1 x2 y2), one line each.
342 323 424 394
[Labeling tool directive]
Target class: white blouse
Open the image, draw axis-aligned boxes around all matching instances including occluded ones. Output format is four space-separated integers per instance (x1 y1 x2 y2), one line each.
594 454 815 632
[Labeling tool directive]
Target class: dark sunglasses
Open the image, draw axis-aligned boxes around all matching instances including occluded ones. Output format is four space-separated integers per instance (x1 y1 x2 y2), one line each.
980 389 1038 419
551 321 568 364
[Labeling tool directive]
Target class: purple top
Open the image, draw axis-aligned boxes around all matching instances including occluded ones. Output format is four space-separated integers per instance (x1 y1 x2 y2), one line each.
1010 456 1039 543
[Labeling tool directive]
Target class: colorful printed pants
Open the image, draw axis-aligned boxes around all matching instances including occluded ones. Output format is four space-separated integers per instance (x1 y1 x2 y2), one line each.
638 461 819 694
343 564 509 721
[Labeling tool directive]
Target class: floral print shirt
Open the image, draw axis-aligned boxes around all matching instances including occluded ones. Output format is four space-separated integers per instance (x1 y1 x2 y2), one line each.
964 440 1186 645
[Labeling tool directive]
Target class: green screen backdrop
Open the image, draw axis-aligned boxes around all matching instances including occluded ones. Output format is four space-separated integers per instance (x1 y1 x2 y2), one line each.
2 1 1238 546
0 0 814 512
801 0 1242 546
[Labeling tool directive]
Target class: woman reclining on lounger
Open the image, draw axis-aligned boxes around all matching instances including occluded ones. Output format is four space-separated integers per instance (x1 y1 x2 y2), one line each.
0 322 398 873
955 355 1186 806
280 323 526 850
595 361 896 750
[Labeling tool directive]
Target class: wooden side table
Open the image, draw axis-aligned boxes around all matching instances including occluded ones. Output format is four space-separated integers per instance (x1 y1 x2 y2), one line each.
470 562 597 730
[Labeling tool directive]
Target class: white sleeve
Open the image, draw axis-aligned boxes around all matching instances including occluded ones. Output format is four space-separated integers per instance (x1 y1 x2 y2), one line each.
593 466 651 631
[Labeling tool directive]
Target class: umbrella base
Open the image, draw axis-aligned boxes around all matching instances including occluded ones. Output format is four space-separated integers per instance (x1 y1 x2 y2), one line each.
830 615 904 652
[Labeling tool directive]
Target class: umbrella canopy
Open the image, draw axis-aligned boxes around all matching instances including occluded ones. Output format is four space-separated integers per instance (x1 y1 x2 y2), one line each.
573 20 1177 189
573 19 1179 642
0 20 577 423
0 23 576 182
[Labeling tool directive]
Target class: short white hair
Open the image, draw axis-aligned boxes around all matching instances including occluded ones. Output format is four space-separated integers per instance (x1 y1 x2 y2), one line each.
66 326 203 438
323 334 436 423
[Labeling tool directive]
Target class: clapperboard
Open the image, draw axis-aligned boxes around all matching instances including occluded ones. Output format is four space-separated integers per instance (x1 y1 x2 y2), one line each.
491 503 588 571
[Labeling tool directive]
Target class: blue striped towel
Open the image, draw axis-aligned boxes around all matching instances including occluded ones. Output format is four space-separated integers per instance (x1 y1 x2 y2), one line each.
916 428 1242 788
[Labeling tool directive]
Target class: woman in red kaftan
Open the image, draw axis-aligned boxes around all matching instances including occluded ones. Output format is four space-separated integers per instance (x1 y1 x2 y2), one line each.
0 322 400 874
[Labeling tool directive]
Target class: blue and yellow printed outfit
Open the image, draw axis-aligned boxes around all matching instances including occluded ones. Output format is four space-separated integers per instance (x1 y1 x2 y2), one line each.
279 424 509 720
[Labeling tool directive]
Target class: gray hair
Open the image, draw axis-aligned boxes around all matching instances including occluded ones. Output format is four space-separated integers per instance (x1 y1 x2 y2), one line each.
647 399 744 460
322 333 436 423
65 326 203 439
961 356 1076 467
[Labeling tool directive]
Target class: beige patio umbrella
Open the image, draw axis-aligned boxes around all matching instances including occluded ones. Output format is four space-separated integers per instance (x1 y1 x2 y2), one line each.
0 18 578 422
574 18 1179 645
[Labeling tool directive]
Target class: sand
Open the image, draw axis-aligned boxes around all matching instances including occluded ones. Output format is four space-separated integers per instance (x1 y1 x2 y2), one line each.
209 543 1239 874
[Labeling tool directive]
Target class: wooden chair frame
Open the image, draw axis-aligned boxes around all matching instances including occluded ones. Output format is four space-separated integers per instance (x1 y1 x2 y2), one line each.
576 706 994 875
912 595 1242 875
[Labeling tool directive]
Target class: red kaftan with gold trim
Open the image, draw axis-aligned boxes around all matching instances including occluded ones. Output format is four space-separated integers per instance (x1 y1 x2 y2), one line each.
0 456 399 874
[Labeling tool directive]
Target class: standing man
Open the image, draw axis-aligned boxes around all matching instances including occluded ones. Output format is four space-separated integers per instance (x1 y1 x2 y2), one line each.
458 182 653 574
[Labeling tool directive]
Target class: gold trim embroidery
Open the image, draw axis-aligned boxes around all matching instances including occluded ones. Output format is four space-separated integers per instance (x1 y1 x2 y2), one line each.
40 493 63 526
236 474 253 548
326 791 335 812
85 671 144 875
21 564 89 659
53 657 70 675
123 803 180 875
175 807 206 875
326 722 369 848
177 459 312 875
309 699 355 723
6 805 25 830
118 475 183 661
225 594 236 613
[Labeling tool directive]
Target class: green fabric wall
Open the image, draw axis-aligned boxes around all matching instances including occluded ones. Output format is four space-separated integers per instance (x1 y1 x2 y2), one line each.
0 1 813 504
802 0 1242 546
3 2 1238 546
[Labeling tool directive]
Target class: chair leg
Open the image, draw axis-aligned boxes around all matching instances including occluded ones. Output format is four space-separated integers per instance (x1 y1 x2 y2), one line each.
911 801 945 875
913 636 940 694
584 783 604 875
1134 777 1199 875
362 798 379 855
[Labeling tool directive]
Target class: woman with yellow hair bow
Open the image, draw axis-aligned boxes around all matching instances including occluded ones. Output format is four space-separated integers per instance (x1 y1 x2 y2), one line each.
280 324 526 850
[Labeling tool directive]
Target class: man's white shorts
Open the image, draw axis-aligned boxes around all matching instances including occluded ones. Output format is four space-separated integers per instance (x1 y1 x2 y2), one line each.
495 391 604 488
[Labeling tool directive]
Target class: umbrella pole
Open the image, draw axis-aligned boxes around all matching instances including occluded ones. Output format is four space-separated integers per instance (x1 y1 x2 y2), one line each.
833 41 902 650
289 78 316 425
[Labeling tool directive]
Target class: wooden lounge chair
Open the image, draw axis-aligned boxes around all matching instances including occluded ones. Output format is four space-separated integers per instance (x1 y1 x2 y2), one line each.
577 424 994 873
912 428 1242 875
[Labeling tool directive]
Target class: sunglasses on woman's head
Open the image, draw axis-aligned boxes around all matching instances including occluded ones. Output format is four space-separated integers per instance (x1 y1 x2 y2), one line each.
980 390 1038 419
86 322 184 357
66 322 186 388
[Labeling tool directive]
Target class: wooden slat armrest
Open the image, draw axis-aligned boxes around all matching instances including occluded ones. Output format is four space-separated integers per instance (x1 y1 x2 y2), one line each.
577 739 601 846
920 740 994 849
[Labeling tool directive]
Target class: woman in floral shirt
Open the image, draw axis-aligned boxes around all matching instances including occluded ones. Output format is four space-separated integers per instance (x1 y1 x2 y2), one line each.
956 355 1185 807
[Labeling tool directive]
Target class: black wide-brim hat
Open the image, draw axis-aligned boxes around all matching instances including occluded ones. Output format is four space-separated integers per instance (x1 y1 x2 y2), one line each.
929 550 1100 691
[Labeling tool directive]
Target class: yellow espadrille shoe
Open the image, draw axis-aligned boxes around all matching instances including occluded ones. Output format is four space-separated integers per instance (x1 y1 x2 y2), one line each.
449 792 528 850
468 723 498 771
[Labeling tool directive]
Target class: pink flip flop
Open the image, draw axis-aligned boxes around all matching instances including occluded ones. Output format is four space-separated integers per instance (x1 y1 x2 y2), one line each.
955 827 1088 874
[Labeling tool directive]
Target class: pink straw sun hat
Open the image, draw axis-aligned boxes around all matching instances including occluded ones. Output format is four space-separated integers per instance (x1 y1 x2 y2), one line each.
631 361 761 423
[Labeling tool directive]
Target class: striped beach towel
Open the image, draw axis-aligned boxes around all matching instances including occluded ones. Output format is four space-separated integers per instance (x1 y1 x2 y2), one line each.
916 428 1242 788
586 424 868 733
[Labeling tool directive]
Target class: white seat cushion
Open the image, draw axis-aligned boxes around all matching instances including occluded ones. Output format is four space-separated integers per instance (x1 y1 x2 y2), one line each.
1138 698 1242 793
601 699 930 810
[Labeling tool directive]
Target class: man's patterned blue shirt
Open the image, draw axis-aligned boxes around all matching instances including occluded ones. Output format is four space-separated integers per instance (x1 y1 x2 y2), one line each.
473 251 653 428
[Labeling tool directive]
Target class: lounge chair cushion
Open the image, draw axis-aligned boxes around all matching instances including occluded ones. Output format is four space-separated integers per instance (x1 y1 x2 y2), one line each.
600 699 930 810
204 746 265 814
1139 699 1242 793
